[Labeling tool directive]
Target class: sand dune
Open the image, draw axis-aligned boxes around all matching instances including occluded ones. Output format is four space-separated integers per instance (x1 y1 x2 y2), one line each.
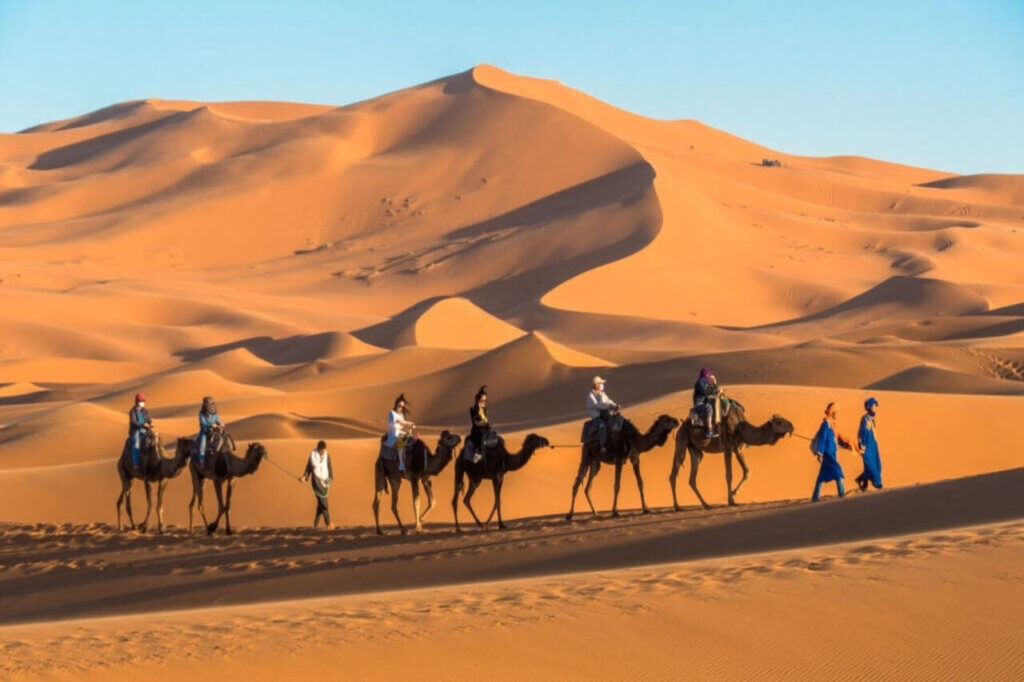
866 363 1024 394
355 296 527 349
0 64 1022 679
919 172 1024 205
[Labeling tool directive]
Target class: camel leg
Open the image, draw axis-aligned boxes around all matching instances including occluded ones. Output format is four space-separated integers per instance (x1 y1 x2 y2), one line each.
116 485 126 532
124 485 136 530
372 460 384 534
725 449 736 506
189 473 209 535
420 478 436 525
390 478 407 535
207 480 225 535
224 480 235 535
630 454 650 514
188 485 198 535
373 488 385 535
139 481 153 533
611 461 624 517
194 477 211 533
411 479 423 533
566 447 589 521
670 440 688 511
116 469 133 531
731 448 751 497
688 447 712 510
452 464 465 533
583 461 601 517
493 476 506 530
463 478 484 529
156 480 167 534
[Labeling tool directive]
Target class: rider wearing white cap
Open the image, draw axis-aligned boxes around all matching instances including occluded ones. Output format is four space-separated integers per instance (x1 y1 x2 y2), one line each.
586 376 619 454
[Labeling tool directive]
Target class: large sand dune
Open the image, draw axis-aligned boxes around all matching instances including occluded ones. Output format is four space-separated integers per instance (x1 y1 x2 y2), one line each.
1 65 1022 679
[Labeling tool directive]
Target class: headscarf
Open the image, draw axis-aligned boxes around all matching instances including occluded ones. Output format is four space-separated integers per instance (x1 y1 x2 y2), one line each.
864 397 878 415
824 402 837 418
700 367 713 380
201 396 217 415
474 385 488 405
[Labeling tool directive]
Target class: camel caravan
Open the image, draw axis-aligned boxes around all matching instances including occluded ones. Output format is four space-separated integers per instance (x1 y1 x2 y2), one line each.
116 369 886 535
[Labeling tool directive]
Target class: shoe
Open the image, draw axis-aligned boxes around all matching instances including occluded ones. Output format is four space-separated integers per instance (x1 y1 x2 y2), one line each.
472 453 482 464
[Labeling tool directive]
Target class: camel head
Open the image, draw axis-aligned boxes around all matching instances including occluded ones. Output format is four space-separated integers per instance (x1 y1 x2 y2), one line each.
767 414 795 443
176 436 193 453
653 414 681 445
523 433 551 451
245 442 267 467
174 437 193 462
437 430 462 452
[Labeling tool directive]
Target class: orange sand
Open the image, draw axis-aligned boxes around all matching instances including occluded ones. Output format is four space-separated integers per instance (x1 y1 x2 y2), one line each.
1 65 1022 679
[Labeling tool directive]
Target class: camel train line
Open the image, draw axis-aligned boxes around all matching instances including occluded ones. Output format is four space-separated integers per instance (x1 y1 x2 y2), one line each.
116 374 802 536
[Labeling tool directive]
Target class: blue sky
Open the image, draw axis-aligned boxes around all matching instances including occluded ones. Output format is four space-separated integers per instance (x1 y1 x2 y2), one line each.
1 0 1021 173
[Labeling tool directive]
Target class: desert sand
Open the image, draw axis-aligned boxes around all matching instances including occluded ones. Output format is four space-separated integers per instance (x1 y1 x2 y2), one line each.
1 65 1022 679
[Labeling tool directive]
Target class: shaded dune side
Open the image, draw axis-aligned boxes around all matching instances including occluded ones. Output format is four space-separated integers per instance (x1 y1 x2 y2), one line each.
749 276 989 333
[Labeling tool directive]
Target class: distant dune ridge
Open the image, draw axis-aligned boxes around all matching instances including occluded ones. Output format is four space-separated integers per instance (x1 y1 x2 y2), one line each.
0 65 1022 679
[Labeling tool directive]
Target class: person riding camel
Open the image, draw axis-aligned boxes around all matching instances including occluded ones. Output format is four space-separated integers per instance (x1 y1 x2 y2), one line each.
386 394 415 472
197 396 224 464
586 376 619 455
692 367 721 438
128 393 152 471
469 385 493 464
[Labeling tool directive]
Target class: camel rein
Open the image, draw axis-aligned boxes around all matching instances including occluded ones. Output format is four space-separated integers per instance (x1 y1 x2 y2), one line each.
263 453 333 499
262 453 303 483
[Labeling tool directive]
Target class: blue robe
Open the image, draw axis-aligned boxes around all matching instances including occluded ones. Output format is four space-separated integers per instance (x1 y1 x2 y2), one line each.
857 414 882 488
812 418 844 483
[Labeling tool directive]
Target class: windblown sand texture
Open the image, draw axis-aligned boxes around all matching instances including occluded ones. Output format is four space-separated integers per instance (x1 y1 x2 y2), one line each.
1 65 1022 680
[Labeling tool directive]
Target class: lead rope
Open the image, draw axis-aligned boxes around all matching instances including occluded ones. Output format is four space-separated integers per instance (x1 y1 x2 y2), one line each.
263 453 304 483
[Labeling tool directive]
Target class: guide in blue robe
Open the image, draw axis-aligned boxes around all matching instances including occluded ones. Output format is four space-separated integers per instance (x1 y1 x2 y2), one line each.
856 398 882 490
811 403 850 501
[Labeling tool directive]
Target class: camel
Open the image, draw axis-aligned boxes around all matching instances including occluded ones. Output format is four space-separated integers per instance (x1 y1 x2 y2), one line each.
452 433 550 532
183 435 265 535
671 402 794 509
115 432 191 533
565 414 680 521
373 431 462 535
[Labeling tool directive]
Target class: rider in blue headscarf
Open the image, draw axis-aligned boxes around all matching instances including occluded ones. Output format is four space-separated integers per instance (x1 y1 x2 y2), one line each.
855 397 883 491
811 402 853 501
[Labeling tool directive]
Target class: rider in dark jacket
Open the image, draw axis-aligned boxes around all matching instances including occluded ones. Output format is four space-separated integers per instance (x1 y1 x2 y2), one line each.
469 385 492 463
